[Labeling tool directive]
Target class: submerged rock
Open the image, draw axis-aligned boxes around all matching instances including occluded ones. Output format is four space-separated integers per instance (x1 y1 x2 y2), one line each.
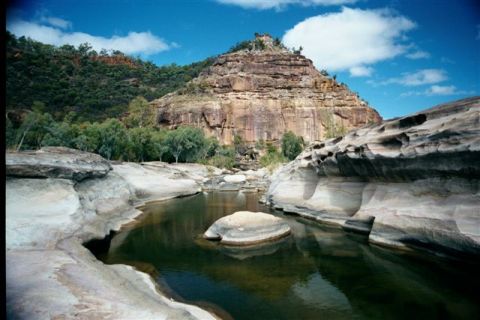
6 146 112 181
267 97 480 257
204 211 291 245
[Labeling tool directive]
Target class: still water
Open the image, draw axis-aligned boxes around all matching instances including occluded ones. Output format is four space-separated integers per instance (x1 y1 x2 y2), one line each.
91 192 479 320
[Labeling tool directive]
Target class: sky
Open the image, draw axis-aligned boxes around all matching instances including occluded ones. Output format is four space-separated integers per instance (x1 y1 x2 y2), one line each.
6 0 480 119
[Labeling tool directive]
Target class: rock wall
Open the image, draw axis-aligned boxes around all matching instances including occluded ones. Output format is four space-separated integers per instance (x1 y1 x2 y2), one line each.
266 97 480 257
151 40 381 145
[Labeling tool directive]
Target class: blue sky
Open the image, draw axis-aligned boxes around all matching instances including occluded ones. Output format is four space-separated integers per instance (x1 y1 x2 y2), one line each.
6 0 480 119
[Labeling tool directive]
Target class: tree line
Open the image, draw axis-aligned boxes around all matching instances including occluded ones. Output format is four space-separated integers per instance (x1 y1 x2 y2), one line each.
6 32 215 122
6 97 305 167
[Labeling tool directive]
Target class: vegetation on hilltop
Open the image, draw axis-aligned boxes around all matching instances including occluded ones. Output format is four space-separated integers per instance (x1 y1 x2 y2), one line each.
6 32 215 122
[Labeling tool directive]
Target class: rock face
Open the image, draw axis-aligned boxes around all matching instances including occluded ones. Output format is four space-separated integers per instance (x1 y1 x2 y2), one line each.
151 34 381 145
6 146 111 181
267 97 480 257
204 211 291 245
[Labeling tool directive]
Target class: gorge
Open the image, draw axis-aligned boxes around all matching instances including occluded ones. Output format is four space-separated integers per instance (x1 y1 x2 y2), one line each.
6 97 480 319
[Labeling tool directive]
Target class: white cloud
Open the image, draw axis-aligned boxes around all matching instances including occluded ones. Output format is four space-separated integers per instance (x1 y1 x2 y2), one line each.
216 0 357 10
426 85 456 95
282 7 416 75
405 50 430 59
375 69 447 87
401 85 474 97
349 65 373 77
40 16 71 29
395 69 447 86
7 19 172 55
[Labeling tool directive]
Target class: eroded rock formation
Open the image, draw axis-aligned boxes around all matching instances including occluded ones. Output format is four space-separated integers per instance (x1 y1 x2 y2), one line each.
151 34 381 145
5 148 218 320
267 97 480 257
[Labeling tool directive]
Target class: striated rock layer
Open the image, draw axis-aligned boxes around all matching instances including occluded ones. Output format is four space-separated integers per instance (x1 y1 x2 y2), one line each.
267 97 480 257
151 35 381 145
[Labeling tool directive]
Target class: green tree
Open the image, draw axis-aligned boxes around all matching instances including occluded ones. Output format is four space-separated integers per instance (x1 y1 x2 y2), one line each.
98 119 128 160
124 96 156 128
150 129 169 161
126 127 155 162
164 126 206 163
15 110 55 150
281 131 304 160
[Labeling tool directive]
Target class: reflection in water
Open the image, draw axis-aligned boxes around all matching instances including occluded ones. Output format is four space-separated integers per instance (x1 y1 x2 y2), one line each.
95 192 480 320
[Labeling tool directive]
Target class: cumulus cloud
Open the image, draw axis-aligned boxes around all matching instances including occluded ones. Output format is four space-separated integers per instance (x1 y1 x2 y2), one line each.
216 0 357 10
282 7 416 76
389 69 447 86
7 19 172 55
405 50 430 59
401 85 473 97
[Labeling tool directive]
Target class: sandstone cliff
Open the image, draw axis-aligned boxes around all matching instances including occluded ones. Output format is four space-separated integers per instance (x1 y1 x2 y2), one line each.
151 34 381 145
267 97 480 257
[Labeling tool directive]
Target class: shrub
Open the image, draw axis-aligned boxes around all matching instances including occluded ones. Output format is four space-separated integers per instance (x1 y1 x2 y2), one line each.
281 131 303 160
259 143 287 172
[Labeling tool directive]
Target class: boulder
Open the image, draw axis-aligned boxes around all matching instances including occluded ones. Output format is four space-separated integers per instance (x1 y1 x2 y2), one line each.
223 174 246 183
204 211 291 245
6 147 111 181
112 162 201 200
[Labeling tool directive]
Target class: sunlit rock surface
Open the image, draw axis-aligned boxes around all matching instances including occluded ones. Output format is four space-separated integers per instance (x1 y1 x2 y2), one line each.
267 97 480 256
151 35 381 145
6 146 111 181
6 149 217 320
204 211 291 245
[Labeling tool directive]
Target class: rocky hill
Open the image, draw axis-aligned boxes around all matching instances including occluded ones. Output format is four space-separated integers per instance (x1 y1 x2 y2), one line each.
151 33 382 145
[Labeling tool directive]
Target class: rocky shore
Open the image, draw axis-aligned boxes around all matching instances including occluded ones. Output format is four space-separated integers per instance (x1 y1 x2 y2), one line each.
266 97 480 257
6 147 270 319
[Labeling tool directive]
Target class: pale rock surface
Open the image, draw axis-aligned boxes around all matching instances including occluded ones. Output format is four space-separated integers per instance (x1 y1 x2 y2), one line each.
6 149 216 320
223 174 246 183
6 146 111 181
204 211 291 245
267 97 480 256
112 162 201 199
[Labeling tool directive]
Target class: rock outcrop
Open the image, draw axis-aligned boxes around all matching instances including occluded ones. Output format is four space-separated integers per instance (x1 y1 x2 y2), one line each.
151 34 381 145
267 97 480 257
6 148 217 320
6 146 111 181
204 211 291 245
